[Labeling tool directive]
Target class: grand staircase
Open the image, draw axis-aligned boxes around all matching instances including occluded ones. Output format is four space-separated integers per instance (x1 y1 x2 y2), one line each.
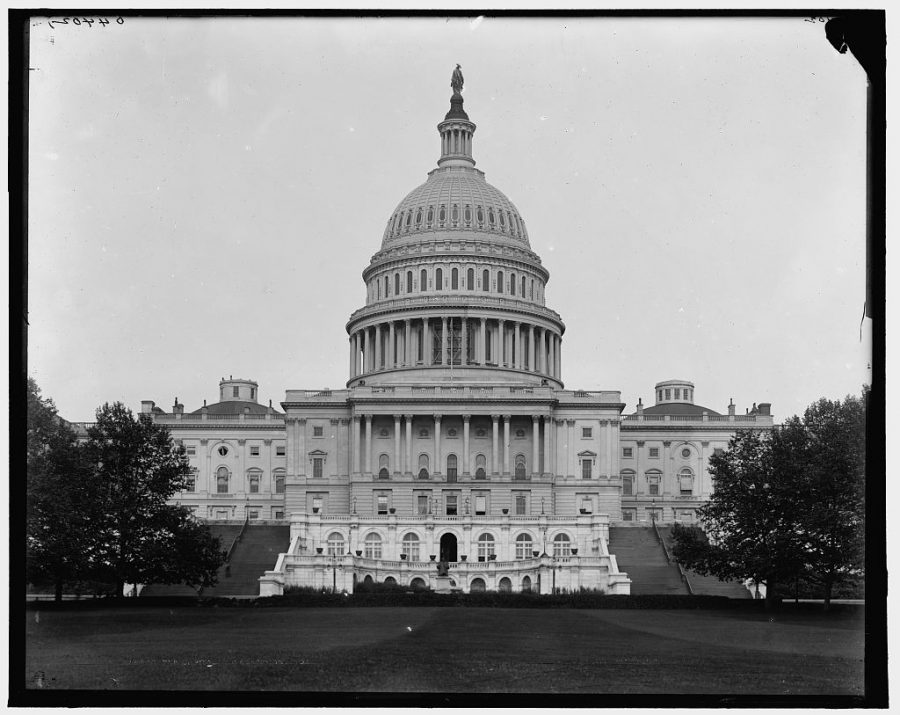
657 527 752 599
607 527 687 595
140 523 288 598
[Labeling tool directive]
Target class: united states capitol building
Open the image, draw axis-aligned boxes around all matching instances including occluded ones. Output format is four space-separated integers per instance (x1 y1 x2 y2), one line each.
141 73 774 596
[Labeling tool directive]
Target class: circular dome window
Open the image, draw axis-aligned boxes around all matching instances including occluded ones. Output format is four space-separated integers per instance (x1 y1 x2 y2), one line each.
682 448 691 458
218 446 229 457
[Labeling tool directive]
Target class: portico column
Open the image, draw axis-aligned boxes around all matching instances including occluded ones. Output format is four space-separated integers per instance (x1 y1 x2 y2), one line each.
479 318 486 364
557 335 562 380
434 414 442 475
393 415 401 476
405 414 414 476
529 325 536 372
532 415 540 476
352 416 361 473
514 322 522 369
543 415 552 475
423 318 431 365
441 317 448 366
364 415 373 474
297 418 307 476
462 415 471 476
566 419 575 477
497 319 505 367
461 317 468 365
548 331 555 377
404 319 411 367
349 335 355 377
503 414 511 475
491 414 500 475
375 324 382 371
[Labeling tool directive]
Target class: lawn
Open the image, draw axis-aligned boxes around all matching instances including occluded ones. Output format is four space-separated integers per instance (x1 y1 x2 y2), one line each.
24 606 864 695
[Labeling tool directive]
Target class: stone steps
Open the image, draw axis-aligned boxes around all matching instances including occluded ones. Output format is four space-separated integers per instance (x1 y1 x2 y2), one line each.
608 527 688 595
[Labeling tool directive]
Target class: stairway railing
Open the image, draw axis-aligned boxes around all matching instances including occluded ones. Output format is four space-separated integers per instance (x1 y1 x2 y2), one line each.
651 519 694 595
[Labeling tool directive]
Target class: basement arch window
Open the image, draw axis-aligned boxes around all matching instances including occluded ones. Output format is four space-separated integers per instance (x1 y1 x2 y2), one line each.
418 454 430 480
553 533 572 558
446 454 458 483
327 532 345 556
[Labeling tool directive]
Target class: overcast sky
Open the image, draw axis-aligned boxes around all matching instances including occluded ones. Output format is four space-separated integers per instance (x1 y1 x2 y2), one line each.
27 15 871 422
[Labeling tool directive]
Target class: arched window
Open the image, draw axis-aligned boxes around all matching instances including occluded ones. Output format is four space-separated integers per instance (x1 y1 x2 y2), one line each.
384 576 397 585
621 470 635 496
531 279 534 299
498 577 512 592
464 205 472 224
514 454 527 481
510 272 516 296
247 469 261 494
497 271 504 294
427 206 434 225
406 271 413 293
475 454 486 480
477 533 495 562
515 533 533 560
418 454 429 480
470 577 486 592
420 269 427 292
402 533 420 561
364 533 382 559
499 211 506 229
451 267 458 289
467 268 474 290
553 533 572 557
482 269 489 291
521 276 526 296
435 268 443 291
451 204 458 223
488 208 495 226
394 273 400 295
476 206 484 224
384 276 389 297
327 531 345 556
439 205 446 224
274 470 285 494
377 280 381 299
446 454 458 483
216 466 230 494
679 467 694 495
415 208 422 227
522 575 532 592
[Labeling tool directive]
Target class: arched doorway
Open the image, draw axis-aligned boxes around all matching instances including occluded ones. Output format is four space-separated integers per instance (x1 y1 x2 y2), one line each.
439 533 458 562
384 576 397 585
499 577 512 592
364 575 373 585
470 578 486 592
410 577 427 591
522 575 532 592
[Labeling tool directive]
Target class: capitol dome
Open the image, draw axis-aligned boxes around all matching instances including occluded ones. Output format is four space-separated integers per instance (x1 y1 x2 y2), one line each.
345 73 565 389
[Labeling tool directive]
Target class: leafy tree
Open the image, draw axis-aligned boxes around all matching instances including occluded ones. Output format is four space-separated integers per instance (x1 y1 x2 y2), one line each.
26 379 99 601
82 402 225 596
673 389 867 610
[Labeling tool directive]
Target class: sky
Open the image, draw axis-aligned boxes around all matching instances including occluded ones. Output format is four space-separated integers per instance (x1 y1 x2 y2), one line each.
27 14 871 422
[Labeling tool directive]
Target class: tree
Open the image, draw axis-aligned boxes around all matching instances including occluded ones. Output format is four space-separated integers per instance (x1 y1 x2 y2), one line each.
673 389 867 611
26 378 99 601
82 402 225 596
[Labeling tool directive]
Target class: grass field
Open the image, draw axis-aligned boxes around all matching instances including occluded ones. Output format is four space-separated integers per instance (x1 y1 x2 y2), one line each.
24 606 864 694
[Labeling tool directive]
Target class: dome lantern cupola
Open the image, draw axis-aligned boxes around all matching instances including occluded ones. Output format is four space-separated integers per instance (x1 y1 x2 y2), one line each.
437 64 476 169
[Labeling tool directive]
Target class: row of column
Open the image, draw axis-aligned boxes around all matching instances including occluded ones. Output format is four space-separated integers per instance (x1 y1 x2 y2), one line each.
349 317 562 380
349 414 555 478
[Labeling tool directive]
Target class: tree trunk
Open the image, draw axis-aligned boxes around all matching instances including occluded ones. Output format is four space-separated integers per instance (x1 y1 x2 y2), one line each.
54 578 63 603
823 577 833 612
115 578 125 599
764 579 779 611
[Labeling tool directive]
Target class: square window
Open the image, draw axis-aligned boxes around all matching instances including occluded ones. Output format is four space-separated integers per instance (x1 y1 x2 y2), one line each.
184 474 196 492
275 475 285 494
622 447 633 458
250 446 260 456
664 389 671 400
623 510 635 522
675 388 681 399
276 445 286 456
649 447 659 458
186 445 196 456
582 427 592 438
446 495 458 516
313 426 324 437
248 510 259 520
649 483 659 496
274 510 284 520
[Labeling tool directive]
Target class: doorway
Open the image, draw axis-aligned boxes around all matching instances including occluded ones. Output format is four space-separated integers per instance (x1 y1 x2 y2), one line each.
439 533 458 562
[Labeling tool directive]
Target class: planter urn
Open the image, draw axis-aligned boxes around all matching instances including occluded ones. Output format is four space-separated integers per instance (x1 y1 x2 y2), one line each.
502 508 509 515
356 550 362 557
316 547 323 554
532 550 540 558
430 555 436 561
389 508 396 514
460 555 468 562
571 548 578 556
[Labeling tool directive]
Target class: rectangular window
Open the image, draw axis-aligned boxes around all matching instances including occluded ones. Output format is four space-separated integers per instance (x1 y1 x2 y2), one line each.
313 426 324 437
446 495 458 516
675 388 681 399
275 475 285 494
184 474 196 492
664 389 671 400
250 446 260 456
274 510 284 520
475 495 486 515
233 387 240 397
622 447 633 458
582 427 592 438
515 493 527 515
248 510 259 520
623 509 635 522
649 447 659 458
312 496 323 513
417 495 429 515
680 476 693 495
377 494 388 515
313 458 324 479
649 482 659 496
581 460 592 479
714 448 724 457
186 445 196 456
276 445 286 456
622 475 633 496
580 498 593 514
249 475 260 493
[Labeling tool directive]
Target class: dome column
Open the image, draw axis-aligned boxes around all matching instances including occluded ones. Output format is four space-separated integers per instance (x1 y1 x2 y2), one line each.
404 320 412 367
529 325 536 372
502 415 511 476
423 318 431 366
491 414 500 475
479 318 486 365
441 317 448 366
375 324 382 370
548 331 556 378
405 414 413 477
497 319 505 367
393 415 401 478
514 322 522 370
462 415 471 476
388 321 396 368
352 416 361 474
532 416 540 477
461 317 468 365
364 414 373 474
433 415 442 477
